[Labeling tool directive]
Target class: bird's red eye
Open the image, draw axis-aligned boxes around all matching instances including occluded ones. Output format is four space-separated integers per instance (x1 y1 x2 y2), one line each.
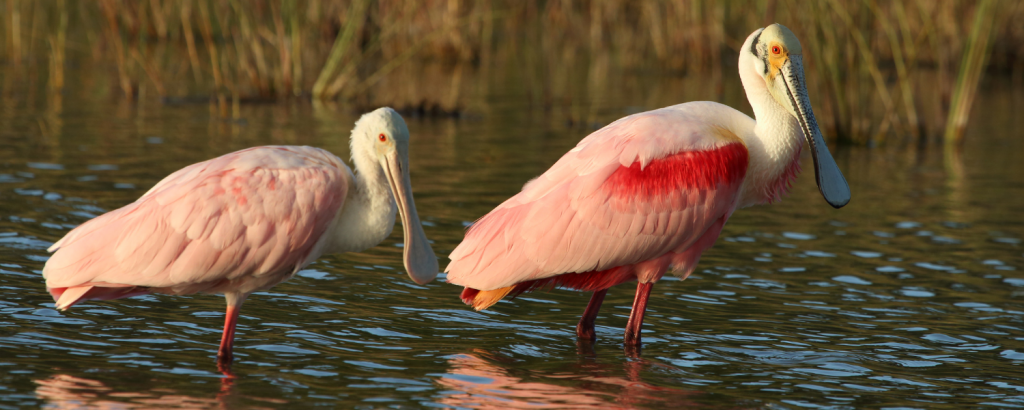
771 45 781 55
378 133 387 142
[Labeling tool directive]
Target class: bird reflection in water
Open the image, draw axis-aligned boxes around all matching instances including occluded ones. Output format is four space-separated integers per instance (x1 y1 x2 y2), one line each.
436 350 703 409
34 372 284 409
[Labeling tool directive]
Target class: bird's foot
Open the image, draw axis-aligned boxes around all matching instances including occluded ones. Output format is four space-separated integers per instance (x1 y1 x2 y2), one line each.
576 322 597 341
623 331 642 357
575 322 598 356
575 338 598 357
216 358 235 378
216 349 234 368
623 341 642 358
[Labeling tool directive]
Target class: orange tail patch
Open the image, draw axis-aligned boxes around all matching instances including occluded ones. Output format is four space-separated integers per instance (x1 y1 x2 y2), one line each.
54 286 95 310
458 267 639 311
49 284 151 310
460 286 515 311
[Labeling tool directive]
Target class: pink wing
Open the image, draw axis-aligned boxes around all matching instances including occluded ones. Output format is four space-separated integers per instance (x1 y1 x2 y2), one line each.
43 146 349 306
446 104 751 290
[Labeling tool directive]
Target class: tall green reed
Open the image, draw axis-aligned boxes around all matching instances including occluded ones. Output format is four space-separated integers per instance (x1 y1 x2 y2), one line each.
944 0 996 146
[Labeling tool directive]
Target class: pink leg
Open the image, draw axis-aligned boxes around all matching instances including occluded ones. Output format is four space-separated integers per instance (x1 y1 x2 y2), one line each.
576 288 608 340
217 293 249 364
218 305 241 363
623 282 654 347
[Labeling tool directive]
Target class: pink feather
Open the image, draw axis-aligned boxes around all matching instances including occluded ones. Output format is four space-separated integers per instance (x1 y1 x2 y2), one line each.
446 106 750 292
43 146 348 309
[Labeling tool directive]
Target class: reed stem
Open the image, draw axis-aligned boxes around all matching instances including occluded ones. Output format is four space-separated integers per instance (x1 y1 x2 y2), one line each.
944 0 996 146
312 0 370 100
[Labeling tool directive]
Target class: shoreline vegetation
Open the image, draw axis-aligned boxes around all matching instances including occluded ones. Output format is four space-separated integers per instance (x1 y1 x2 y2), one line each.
1 0 1021 145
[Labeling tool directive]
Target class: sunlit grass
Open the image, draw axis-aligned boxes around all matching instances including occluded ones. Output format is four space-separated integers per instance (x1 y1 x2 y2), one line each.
0 0 1019 145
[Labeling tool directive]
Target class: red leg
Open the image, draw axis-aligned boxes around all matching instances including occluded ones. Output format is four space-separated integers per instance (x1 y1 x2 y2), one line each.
624 282 654 347
217 293 249 364
576 288 608 340
218 304 241 363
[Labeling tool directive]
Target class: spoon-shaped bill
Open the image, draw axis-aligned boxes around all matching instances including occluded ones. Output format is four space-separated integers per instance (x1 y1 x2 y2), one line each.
383 152 439 284
781 57 851 208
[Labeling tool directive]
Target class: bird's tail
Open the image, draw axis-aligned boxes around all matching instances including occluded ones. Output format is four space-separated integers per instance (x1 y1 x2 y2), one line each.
48 285 150 310
52 286 95 310
460 286 514 311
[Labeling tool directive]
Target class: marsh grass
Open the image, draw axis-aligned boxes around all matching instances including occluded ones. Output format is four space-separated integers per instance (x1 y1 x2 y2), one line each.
944 0 997 146
0 0 1020 145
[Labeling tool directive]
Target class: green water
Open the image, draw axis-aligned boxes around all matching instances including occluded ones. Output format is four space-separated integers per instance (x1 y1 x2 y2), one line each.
1 66 1023 409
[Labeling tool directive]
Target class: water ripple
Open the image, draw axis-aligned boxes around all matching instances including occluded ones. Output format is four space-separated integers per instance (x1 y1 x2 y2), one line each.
2 89 1022 409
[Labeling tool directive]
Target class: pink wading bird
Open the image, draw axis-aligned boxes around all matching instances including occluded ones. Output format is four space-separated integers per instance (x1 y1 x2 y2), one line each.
446 24 851 350
42 107 438 364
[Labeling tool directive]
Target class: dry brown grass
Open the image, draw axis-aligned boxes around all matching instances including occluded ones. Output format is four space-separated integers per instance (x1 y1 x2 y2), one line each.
1 0 1020 145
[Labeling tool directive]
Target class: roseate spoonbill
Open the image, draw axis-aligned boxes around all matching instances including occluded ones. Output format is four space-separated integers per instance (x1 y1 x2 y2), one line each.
42 107 438 364
446 24 850 349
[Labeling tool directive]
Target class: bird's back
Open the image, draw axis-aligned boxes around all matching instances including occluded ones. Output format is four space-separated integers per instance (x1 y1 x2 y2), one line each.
43 146 350 308
446 102 753 291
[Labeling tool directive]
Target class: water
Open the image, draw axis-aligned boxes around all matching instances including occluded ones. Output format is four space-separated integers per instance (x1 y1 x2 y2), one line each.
1 69 1023 409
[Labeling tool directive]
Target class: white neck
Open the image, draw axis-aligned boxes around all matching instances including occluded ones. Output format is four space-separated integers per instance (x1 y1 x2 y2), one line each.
735 47 805 208
322 162 396 255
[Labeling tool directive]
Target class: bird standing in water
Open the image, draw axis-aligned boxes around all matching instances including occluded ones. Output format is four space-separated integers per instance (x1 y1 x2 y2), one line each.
42 107 438 365
446 24 850 351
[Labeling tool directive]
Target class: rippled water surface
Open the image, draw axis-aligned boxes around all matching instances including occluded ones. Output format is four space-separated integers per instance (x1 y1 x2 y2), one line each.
2 70 1023 409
